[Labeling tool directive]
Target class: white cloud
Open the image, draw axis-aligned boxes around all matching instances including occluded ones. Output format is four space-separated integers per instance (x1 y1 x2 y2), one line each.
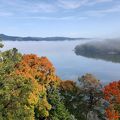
0 0 116 15
88 0 113 5
57 0 113 9
86 4 120 17
0 0 57 13
0 0 119 18
58 0 88 9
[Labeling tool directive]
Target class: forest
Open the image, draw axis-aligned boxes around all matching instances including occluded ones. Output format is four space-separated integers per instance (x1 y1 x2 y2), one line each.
0 41 120 120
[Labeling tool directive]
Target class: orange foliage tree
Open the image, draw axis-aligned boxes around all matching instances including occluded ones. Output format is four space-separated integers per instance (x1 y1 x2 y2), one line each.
15 54 61 118
104 81 120 120
15 54 59 84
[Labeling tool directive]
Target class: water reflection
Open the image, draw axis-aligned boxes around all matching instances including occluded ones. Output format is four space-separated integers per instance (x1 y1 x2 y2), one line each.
75 52 120 63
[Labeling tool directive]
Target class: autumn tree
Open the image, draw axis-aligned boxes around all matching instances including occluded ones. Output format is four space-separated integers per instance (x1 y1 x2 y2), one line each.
0 51 61 120
104 81 120 120
60 74 105 120
15 54 59 85
14 54 61 118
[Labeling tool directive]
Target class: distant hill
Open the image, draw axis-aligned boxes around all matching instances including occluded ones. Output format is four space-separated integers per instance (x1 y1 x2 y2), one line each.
0 34 88 41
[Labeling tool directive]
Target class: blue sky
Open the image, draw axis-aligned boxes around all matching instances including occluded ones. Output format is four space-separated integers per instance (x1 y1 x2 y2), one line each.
0 0 120 38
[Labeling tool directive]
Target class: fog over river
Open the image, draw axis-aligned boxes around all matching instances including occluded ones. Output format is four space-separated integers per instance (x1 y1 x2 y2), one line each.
2 40 120 84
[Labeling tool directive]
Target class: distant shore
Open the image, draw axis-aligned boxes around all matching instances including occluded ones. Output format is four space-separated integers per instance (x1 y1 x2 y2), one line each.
0 34 89 41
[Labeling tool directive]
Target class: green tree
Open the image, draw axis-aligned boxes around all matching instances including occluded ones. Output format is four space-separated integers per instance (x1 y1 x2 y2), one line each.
47 86 73 120
0 74 40 120
60 81 86 120
0 38 4 62
0 51 40 120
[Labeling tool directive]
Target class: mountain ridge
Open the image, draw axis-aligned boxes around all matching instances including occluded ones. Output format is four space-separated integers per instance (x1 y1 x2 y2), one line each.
0 34 88 41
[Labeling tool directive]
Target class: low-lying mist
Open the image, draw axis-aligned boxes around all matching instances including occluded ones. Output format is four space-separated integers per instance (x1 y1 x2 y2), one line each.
74 39 120 63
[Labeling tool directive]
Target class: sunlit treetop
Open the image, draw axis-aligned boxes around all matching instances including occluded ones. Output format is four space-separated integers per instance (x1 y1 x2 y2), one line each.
15 54 60 85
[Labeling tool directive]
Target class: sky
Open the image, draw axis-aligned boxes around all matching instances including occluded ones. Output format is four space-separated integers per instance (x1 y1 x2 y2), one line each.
0 0 120 38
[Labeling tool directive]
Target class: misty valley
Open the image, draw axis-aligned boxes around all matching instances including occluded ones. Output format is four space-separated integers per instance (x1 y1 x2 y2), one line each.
2 39 120 83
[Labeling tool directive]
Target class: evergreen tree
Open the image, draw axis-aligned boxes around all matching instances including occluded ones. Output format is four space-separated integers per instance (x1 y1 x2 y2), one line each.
47 86 73 120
